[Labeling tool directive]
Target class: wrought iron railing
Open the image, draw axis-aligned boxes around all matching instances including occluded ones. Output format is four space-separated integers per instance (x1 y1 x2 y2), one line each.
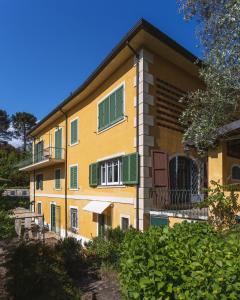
149 188 208 219
18 147 65 169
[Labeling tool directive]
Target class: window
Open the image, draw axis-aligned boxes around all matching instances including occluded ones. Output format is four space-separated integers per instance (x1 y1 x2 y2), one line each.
70 118 78 145
121 217 129 231
98 85 124 131
36 174 43 190
227 140 240 158
232 165 240 180
70 165 78 189
70 208 78 229
89 152 139 187
22 190 27 196
37 202 42 215
55 169 61 189
100 158 122 186
10 191 15 196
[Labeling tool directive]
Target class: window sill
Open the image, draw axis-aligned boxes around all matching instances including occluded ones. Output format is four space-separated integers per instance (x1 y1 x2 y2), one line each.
55 188 62 191
69 188 79 191
97 117 126 134
70 141 79 147
97 185 126 189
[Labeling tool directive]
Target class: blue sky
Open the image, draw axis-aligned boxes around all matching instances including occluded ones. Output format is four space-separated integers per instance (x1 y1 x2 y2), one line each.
0 0 201 121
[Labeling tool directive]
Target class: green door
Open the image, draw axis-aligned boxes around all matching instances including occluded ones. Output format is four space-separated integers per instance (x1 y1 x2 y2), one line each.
55 128 62 159
98 214 105 236
35 141 44 162
150 215 169 227
51 204 56 232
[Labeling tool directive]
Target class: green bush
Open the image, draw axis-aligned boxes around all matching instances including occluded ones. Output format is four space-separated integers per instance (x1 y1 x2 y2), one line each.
0 196 29 211
0 210 15 240
6 242 81 300
120 222 240 299
86 226 126 268
55 237 87 279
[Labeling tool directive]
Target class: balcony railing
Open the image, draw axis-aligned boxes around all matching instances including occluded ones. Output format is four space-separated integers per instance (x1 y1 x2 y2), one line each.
149 188 208 219
18 147 65 170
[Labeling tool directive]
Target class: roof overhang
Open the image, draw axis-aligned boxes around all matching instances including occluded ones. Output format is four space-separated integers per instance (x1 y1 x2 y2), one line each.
29 18 201 137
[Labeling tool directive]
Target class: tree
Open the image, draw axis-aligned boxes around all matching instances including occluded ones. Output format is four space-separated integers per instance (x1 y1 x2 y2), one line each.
12 112 37 152
178 0 240 153
0 109 11 142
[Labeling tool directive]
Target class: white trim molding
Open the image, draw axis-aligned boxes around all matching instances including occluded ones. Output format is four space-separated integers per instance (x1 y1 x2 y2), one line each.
34 193 135 204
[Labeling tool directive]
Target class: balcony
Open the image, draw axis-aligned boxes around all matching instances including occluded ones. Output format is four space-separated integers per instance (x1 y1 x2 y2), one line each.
19 147 65 171
149 188 208 220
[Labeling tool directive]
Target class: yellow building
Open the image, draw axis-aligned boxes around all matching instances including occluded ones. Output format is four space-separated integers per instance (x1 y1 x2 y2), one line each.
19 19 209 242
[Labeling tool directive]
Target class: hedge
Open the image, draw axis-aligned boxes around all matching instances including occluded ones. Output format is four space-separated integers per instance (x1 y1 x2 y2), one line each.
120 222 240 299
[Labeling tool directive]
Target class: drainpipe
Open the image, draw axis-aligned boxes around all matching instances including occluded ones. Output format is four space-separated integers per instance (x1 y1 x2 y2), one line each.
33 138 36 212
60 108 68 238
127 42 140 231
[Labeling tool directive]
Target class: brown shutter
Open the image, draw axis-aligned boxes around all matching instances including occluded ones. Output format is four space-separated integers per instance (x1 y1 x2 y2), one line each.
152 150 169 187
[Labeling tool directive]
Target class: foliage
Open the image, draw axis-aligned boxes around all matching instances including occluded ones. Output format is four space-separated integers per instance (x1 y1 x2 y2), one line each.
0 147 29 187
0 109 11 142
86 226 126 268
178 0 240 153
0 210 15 240
6 241 81 300
55 237 87 279
120 222 240 299
200 180 240 231
0 195 29 211
12 112 37 151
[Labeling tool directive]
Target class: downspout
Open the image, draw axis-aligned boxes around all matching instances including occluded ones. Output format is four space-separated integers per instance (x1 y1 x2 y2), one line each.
33 138 36 212
127 42 140 231
60 108 68 238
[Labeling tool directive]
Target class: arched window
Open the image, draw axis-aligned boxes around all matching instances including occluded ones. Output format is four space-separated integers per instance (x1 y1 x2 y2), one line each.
169 156 198 192
232 165 240 180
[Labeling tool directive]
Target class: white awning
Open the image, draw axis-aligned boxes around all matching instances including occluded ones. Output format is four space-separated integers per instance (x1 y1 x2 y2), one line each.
83 201 111 214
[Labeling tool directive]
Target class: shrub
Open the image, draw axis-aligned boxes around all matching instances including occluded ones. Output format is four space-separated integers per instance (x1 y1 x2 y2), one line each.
120 221 240 299
6 242 81 300
0 210 15 240
200 181 240 231
86 226 126 268
55 237 87 279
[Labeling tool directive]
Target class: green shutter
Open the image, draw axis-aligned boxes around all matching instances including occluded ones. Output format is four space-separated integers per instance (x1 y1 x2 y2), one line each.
110 93 116 123
55 169 61 189
55 129 62 159
122 152 139 185
70 166 78 189
115 86 124 120
71 119 78 144
104 97 110 128
98 101 104 130
89 163 98 187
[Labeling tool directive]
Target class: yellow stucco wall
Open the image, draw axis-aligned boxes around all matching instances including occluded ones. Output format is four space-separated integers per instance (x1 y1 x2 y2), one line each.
30 49 206 239
32 57 137 239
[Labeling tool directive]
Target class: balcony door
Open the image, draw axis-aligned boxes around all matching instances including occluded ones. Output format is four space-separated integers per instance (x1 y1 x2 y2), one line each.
55 128 62 159
35 141 44 163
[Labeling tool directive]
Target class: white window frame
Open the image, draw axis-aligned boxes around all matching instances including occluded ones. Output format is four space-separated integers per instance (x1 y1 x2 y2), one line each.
70 206 78 230
54 168 61 190
70 117 79 146
37 202 42 215
97 82 126 134
120 214 130 231
100 157 122 186
231 165 240 181
69 164 78 190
